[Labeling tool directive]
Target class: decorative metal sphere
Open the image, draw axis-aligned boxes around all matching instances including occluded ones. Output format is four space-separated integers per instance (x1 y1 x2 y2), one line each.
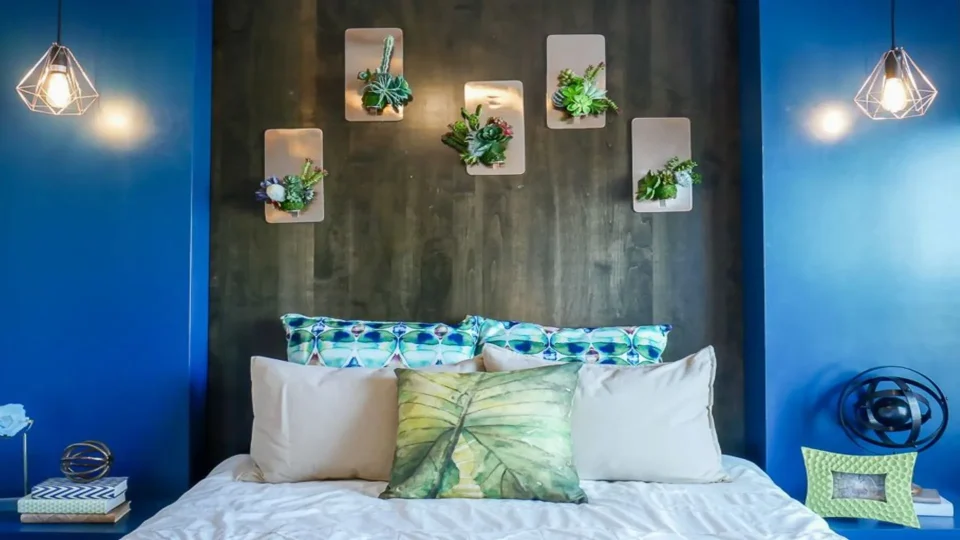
60 441 113 483
839 367 948 453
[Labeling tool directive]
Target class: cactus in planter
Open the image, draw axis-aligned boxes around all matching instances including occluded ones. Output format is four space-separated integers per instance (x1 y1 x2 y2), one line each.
636 157 701 201
358 35 413 114
442 105 514 167
552 62 619 119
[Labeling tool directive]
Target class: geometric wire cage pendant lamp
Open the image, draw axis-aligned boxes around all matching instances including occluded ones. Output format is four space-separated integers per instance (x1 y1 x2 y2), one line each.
15 0 98 115
854 0 937 120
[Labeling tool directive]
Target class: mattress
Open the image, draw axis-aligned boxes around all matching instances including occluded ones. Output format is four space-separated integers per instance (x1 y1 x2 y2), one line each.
124 455 844 540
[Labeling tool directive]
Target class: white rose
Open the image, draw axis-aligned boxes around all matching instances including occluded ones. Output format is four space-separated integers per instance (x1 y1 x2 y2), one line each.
266 184 286 202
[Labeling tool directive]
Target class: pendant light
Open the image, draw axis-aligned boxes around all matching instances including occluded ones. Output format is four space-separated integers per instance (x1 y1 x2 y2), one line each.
854 0 937 120
16 0 99 115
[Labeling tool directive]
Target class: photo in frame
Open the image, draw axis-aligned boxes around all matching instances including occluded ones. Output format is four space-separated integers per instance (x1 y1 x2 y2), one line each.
802 447 919 528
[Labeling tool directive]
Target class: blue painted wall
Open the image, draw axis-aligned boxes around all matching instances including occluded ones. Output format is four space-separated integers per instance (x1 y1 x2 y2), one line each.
0 0 210 499
743 0 960 499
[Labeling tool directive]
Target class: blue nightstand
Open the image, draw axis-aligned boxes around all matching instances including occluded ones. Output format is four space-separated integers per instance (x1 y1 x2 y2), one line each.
0 499 170 540
829 516 958 539
827 490 959 539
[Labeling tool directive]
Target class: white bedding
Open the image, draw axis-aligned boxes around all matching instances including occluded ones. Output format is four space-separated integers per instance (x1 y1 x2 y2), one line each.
125 455 843 540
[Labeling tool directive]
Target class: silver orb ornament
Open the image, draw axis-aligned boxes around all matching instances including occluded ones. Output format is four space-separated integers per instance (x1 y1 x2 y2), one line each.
60 441 113 483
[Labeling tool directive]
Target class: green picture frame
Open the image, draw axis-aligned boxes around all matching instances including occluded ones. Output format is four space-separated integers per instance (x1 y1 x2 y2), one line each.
802 447 919 528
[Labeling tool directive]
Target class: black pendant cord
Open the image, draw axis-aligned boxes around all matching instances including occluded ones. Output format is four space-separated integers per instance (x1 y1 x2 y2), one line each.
890 0 896 49
56 0 62 44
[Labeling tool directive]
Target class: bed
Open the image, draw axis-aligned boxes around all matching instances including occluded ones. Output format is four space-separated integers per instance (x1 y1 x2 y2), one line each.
124 455 843 540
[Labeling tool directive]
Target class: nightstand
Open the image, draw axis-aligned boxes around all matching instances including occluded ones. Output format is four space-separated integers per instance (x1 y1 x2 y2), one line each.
0 499 169 540
828 489 959 539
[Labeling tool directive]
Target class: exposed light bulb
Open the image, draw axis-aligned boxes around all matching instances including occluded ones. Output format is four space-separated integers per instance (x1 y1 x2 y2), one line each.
44 69 73 109
881 76 908 113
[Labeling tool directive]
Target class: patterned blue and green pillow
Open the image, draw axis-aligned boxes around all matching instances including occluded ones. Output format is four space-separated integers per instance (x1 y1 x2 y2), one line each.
473 317 671 365
280 314 481 368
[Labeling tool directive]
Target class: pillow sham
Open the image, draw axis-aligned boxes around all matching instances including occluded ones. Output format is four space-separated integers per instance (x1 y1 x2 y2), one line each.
473 316 671 365
249 355 483 483
482 344 727 483
380 363 588 503
281 314 480 368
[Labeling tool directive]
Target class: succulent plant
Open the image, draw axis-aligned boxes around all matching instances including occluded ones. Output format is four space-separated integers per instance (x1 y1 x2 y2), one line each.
552 62 619 119
636 157 702 201
358 35 413 114
256 158 328 215
442 105 513 167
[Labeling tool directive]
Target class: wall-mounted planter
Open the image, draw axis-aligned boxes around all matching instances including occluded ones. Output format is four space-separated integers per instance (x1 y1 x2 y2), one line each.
632 118 693 213
263 129 325 224
345 28 405 122
463 80 525 176
546 34 607 130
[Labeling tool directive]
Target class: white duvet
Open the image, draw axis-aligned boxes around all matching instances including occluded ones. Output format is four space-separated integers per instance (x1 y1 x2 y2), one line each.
125 455 844 540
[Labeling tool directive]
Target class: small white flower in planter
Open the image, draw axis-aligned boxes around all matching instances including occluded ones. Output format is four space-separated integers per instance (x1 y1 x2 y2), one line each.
255 159 328 216
265 183 286 203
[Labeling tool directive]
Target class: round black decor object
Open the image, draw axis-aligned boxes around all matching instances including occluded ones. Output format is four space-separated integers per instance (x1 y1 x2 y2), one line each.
871 395 913 429
839 367 948 453
61 440 113 483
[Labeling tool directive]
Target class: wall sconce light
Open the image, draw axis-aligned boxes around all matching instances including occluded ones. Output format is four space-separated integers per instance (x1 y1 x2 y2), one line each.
854 0 937 120
15 0 98 115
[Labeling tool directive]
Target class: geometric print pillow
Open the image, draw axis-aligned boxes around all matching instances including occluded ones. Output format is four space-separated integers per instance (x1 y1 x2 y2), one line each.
474 317 671 365
280 314 481 368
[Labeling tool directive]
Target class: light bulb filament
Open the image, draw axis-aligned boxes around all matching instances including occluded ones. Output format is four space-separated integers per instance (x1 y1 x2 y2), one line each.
43 68 73 109
881 76 908 113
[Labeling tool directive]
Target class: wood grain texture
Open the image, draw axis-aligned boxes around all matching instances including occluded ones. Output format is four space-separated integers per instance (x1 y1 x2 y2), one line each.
208 0 742 473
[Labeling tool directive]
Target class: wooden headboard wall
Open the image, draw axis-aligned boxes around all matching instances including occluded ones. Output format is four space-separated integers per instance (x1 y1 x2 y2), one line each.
207 0 742 472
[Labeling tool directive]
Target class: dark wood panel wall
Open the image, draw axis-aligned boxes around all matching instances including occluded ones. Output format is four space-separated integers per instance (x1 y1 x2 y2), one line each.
208 0 742 472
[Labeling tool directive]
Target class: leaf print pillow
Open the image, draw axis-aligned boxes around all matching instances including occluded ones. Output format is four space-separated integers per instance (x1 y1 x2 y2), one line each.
380 363 587 503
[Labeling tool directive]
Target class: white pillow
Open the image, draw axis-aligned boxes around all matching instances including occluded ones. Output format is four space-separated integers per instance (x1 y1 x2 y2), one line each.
249 355 483 483
481 344 727 483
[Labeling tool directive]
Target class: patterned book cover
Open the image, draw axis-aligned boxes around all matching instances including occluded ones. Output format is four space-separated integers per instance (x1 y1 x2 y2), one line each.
20 502 131 524
31 477 128 500
18 493 125 514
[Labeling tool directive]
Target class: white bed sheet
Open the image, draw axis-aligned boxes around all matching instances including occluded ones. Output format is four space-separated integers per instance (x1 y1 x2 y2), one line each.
125 455 843 540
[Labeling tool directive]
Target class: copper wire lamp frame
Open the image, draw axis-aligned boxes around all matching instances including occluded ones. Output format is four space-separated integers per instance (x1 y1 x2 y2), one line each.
15 0 99 116
854 0 937 120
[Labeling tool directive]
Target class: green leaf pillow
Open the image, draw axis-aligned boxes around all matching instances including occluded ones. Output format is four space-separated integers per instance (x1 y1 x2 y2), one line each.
380 363 587 504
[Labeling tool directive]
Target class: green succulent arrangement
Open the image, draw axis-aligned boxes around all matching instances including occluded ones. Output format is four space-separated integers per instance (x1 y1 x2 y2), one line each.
636 157 702 201
552 63 619 119
441 105 514 167
358 35 413 114
256 158 328 215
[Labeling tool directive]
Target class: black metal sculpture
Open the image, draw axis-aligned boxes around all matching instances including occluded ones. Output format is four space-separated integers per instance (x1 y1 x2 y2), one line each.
839 366 948 453
61 440 113 483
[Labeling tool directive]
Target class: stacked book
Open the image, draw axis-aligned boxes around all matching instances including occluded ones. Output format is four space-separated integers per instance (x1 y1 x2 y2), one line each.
18 477 130 524
914 487 954 518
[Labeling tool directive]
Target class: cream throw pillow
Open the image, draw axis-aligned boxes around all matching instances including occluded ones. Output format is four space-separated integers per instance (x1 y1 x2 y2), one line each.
481 344 727 483
249 355 483 483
